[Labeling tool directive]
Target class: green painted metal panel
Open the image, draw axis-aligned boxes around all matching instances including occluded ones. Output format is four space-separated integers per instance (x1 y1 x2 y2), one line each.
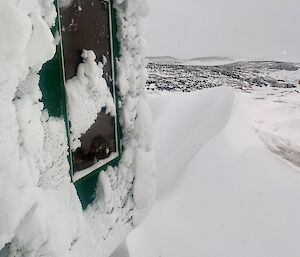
39 18 65 118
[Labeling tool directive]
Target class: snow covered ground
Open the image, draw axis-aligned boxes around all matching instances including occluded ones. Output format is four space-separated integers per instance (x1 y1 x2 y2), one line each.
239 87 300 169
120 63 300 257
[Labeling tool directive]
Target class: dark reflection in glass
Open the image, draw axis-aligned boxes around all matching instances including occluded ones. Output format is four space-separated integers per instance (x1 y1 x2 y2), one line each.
72 112 116 171
60 0 117 175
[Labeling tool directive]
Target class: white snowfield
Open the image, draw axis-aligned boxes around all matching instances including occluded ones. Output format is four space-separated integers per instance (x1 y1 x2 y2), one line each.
239 87 300 168
126 86 300 257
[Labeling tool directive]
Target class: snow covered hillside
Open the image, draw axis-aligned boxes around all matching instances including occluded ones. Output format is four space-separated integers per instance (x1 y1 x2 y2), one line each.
146 61 300 92
146 60 300 169
124 62 300 257
147 56 237 66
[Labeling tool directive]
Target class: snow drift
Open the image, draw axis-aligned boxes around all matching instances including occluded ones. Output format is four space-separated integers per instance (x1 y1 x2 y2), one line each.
127 87 300 257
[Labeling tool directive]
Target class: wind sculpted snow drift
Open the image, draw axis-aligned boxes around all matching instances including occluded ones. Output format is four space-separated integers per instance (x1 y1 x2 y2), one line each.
0 0 155 256
126 87 300 257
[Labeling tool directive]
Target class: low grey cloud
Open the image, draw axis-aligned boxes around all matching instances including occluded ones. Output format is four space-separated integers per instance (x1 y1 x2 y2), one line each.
144 0 300 60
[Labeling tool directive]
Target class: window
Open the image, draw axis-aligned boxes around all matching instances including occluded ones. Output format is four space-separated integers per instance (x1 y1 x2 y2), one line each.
59 0 120 182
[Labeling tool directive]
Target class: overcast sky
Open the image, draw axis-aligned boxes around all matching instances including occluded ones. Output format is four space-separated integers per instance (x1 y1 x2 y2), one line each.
143 0 300 60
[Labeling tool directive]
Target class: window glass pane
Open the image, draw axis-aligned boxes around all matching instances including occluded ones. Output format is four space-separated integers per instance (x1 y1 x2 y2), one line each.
60 0 118 178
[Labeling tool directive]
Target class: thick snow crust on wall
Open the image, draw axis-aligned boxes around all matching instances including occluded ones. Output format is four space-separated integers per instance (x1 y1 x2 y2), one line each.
0 0 155 256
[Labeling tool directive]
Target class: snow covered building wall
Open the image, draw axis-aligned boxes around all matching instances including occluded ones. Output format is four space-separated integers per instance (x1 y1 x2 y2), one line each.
0 0 155 256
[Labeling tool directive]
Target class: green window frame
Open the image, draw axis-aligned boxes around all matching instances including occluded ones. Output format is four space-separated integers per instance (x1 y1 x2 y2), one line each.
39 0 122 209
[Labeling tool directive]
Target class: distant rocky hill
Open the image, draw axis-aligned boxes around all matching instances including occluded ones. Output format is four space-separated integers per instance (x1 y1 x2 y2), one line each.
146 56 237 66
146 61 300 92
146 56 183 65
189 56 234 62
